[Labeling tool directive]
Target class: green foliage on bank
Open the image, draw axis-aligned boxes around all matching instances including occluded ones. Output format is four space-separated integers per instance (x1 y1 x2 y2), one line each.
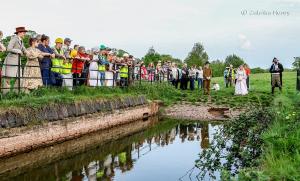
193 72 299 180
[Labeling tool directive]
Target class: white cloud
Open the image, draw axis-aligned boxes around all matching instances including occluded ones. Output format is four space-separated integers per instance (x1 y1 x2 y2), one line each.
0 0 298 67
238 34 251 50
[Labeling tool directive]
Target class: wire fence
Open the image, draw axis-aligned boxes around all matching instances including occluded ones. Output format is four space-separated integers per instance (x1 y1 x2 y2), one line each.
0 55 173 94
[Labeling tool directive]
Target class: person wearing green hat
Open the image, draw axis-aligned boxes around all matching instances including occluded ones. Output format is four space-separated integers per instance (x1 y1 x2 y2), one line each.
99 44 106 50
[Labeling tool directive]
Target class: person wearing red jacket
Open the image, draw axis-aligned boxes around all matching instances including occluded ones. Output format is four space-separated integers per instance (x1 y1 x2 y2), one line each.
72 46 90 86
244 64 251 90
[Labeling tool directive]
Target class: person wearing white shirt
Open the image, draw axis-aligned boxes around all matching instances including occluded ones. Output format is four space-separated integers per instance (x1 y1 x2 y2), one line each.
197 66 203 89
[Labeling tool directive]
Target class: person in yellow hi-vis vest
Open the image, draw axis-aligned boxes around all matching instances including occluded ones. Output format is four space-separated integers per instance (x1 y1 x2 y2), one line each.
61 49 74 90
226 64 235 87
98 45 108 86
119 60 129 88
51 38 65 86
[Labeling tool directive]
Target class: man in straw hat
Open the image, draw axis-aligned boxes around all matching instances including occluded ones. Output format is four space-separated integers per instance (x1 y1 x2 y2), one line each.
2 27 28 94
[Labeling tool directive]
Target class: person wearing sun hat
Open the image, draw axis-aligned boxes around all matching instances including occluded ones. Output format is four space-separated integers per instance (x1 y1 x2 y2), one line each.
2 27 28 94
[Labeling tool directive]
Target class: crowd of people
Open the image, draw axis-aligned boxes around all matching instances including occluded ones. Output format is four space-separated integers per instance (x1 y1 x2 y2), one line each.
0 27 285 96
0 27 136 94
137 61 214 94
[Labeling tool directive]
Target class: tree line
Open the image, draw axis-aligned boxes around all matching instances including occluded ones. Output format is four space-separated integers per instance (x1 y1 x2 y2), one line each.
142 42 297 77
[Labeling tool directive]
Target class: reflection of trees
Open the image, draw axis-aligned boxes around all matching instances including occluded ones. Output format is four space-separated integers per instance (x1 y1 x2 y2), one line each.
14 120 209 181
90 123 206 180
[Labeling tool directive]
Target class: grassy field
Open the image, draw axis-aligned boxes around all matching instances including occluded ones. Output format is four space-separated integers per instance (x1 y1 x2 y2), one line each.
0 72 296 108
180 72 297 108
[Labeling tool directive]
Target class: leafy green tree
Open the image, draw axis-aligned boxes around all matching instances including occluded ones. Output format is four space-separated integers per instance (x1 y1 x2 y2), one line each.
210 60 226 77
116 49 129 58
184 43 208 67
293 57 300 70
160 54 172 63
251 67 267 74
160 54 182 65
224 54 245 68
172 58 183 67
142 46 161 66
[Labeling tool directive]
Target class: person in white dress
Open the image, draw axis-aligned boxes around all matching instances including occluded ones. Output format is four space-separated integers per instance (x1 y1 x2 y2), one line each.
235 65 248 95
89 47 100 87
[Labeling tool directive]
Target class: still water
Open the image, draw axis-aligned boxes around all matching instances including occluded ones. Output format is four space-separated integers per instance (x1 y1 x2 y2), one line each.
0 118 222 181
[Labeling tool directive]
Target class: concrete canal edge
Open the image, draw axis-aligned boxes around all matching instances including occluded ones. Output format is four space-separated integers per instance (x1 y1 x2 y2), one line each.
0 96 160 158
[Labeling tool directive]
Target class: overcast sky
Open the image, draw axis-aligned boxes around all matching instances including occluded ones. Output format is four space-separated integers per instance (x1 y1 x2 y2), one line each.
1 0 299 68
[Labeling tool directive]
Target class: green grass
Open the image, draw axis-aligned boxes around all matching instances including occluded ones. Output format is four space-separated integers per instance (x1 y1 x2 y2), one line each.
180 72 296 109
0 72 296 109
229 72 299 180
257 93 300 180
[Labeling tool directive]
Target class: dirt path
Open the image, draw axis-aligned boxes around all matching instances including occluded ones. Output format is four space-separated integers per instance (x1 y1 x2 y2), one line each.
163 102 241 121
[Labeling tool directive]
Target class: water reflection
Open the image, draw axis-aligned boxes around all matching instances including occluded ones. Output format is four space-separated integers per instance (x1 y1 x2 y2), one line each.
1 120 221 181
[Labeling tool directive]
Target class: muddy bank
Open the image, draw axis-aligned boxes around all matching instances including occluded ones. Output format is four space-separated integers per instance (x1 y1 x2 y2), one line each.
0 98 159 158
163 102 241 121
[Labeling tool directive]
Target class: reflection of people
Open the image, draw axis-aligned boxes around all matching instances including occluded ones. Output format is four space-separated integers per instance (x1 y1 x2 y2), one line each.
200 124 209 149
179 124 188 143
71 169 84 181
84 161 97 181
103 154 115 179
269 58 284 95
187 124 196 141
